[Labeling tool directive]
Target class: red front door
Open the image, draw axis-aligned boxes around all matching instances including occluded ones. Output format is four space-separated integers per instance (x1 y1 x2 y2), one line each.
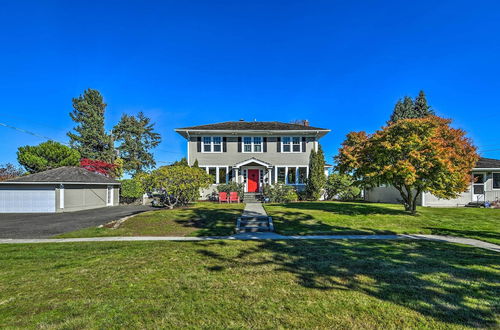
247 169 259 192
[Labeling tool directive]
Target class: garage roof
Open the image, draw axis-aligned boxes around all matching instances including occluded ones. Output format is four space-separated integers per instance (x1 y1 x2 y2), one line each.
1 167 120 185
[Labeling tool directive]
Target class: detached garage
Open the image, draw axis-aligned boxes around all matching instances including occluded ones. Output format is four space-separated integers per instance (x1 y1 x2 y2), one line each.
0 167 120 213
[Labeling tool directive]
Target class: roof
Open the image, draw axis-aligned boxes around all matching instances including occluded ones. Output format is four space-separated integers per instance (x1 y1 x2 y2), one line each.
177 121 328 131
475 157 500 169
1 167 120 185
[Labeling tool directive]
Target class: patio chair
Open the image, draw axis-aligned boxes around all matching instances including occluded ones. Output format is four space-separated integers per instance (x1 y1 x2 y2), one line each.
229 192 239 203
218 192 229 203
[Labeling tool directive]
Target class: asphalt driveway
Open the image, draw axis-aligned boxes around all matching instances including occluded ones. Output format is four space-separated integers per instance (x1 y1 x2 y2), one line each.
0 205 155 239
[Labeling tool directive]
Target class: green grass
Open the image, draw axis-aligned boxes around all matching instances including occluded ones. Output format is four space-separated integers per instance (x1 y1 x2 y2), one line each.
264 201 500 244
0 240 498 328
57 202 244 238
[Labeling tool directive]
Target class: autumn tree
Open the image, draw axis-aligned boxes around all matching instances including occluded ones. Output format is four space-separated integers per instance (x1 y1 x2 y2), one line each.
336 116 478 213
68 89 115 162
389 90 435 123
17 141 81 173
80 158 116 177
112 112 161 176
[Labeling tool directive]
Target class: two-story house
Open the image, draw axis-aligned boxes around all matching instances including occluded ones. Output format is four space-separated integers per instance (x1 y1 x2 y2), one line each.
175 121 330 198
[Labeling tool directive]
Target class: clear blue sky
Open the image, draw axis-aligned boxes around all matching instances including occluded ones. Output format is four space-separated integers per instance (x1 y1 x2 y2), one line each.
1 0 499 167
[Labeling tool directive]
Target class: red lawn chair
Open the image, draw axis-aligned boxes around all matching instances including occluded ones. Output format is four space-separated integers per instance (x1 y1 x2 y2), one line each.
229 192 239 203
218 192 228 203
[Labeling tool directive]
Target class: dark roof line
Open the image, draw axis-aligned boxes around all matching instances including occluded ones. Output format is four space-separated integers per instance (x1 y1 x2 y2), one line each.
176 121 329 131
2 167 120 184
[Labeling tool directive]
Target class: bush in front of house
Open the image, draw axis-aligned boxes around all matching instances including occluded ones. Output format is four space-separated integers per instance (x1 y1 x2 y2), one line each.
263 184 298 203
120 178 145 204
324 173 361 201
217 182 244 197
146 165 212 209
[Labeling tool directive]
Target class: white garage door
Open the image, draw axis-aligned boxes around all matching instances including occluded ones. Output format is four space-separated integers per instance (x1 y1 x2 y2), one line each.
0 188 56 213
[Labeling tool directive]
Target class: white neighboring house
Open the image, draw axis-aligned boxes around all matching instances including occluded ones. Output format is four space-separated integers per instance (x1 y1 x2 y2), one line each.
175 120 331 199
364 157 500 207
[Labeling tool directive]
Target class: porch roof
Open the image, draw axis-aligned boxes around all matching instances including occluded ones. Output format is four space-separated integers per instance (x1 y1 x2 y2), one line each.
233 158 273 169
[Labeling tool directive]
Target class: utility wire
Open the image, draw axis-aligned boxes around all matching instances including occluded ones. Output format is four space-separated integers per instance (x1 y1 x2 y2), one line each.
0 122 69 145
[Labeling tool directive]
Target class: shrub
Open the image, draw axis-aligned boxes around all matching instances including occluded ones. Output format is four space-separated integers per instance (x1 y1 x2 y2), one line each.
120 178 145 204
263 184 298 203
146 166 212 209
325 173 361 201
217 182 244 197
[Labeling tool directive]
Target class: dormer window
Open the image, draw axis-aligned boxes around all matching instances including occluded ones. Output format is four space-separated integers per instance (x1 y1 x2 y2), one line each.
202 136 223 153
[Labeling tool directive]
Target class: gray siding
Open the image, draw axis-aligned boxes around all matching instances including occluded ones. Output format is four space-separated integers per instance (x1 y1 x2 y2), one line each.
364 186 423 206
62 184 120 212
188 135 315 166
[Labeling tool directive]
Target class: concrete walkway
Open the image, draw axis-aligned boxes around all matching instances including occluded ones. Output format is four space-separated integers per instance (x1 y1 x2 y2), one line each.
0 234 498 252
241 202 268 217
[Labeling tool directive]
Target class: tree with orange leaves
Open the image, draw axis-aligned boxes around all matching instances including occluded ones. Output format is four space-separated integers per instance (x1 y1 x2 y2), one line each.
335 116 478 213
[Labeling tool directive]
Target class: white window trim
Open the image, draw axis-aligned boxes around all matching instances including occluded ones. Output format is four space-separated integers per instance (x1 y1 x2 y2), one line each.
241 136 264 153
106 186 114 206
201 136 223 153
274 165 308 185
202 165 229 184
281 136 302 153
492 172 500 190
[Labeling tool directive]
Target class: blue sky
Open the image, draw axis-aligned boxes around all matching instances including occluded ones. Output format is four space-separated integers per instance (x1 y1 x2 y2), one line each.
1 0 499 167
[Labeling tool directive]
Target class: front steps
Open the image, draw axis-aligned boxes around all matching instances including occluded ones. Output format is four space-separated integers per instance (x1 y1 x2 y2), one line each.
236 216 274 233
243 193 262 203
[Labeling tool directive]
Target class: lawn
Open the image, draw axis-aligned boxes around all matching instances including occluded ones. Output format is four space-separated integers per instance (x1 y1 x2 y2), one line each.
0 240 498 328
264 201 500 244
57 202 244 238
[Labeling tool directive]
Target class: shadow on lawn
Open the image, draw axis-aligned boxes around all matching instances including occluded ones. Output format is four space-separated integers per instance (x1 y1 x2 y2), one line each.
277 202 408 216
196 239 499 327
425 227 500 243
172 204 242 236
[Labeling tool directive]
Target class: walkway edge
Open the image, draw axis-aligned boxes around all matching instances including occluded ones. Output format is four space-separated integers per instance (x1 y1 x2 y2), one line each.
0 234 498 252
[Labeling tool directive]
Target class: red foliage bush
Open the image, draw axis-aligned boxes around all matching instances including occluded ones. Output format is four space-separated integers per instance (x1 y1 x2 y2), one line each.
80 158 116 177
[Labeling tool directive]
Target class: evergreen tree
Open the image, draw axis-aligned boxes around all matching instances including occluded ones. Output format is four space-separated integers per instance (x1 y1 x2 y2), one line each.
192 159 199 167
112 112 161 176
67 89 115 162
17 141 81 173
388 91 434 124
171 157 188 167
305 144 326 200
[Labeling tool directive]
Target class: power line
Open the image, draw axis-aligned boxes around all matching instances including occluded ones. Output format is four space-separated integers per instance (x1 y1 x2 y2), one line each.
0 122 69 145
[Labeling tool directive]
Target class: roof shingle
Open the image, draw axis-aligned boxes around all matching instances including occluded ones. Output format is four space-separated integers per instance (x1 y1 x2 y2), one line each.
2 167 120 184
176 121 328 131
476 157 500 169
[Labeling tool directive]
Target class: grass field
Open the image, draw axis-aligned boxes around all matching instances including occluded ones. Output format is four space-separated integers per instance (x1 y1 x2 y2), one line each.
0 240 498 328
57 202 244 238
264 201 500 244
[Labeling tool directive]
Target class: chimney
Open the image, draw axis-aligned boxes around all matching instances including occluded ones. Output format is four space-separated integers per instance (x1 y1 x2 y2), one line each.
303 120 310 127
239 119 245 121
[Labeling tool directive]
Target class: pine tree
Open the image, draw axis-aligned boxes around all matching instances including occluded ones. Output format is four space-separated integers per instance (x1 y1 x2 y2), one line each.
414 90 435 117
192 159 199 168
67 89 115 162
388 91 434 124
305 144 326 200
113 112 161 176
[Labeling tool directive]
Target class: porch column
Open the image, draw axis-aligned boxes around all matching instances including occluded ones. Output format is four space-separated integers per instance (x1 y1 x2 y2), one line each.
268 168 272 185
234 168 239 183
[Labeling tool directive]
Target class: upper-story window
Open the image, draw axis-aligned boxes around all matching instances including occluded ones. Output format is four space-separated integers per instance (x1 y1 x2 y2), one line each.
282 136 302 153
202 136 222 153
242 136 263 153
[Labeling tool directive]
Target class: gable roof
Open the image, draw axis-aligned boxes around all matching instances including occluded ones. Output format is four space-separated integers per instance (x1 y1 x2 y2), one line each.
1 167 120 185
475 157 500 169
177 121 328 131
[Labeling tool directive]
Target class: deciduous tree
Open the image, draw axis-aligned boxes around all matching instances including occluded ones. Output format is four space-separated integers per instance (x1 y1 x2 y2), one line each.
68 89 115 162
17 141 80 173
80 158 116 177
0 163 24 181
336 116 478 213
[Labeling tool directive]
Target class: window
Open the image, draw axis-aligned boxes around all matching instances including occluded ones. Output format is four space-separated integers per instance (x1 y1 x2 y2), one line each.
493 173 500 189
287 167 296 184
243 137 252 152
292 137 301 152
208 167 217 183
277 167 286 183
282 137 302 152
298 167 307 184
203 137 212 152
218 167 227 184
213 137 222 152
202 137 223 153
253 137 262 152
242 136 263 152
